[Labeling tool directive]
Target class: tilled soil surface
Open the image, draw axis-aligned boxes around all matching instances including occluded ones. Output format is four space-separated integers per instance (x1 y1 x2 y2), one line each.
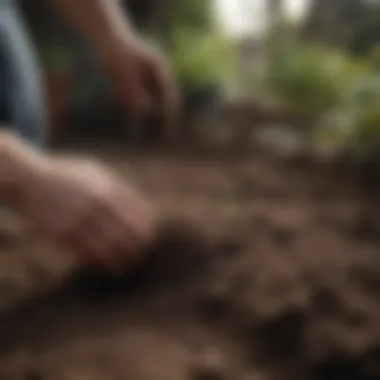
0 149 380 380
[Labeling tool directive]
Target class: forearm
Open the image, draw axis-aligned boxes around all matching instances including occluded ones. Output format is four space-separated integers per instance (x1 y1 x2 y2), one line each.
49 0 138 62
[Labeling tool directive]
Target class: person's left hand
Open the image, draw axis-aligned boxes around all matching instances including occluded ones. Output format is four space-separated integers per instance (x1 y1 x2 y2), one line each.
11 154 156 272
103 38 179 141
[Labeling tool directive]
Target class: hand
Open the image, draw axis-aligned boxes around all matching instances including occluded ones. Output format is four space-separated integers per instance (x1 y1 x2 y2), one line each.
11 154 155 272
104 38 179 141
49 0 179 140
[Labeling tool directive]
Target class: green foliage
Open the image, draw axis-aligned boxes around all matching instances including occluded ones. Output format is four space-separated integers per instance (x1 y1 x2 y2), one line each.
145 0 214 49
142 0 234 88
265 41 370 119
169 29 235 88
263 37 380 155
319 75 380 154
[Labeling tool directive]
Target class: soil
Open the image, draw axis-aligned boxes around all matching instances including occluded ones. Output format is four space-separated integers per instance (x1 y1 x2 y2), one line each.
0 147 380 380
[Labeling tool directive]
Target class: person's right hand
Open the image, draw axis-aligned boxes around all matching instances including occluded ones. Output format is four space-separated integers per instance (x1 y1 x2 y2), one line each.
103 37 179 141
12 155 155 272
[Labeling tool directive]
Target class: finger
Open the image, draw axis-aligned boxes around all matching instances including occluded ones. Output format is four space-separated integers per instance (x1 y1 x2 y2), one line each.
92 199 142 264
151 63 179 115
95 191 155 257
115 68 152 120
83 229 129 275
63 219 110 266
100 219 141 269
115 192 156 246
89 192 152 269
145 59 180 138
60 208 121 272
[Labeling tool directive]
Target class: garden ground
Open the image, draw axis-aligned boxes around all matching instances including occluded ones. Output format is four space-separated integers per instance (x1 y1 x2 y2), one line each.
0 146 379 380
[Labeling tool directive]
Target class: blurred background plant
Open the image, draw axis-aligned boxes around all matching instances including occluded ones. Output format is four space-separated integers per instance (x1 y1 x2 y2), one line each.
265 42 369 117
19 0 380 164
143 0 236 115
318 74 380 158
257 0 380 160
168 28 235 90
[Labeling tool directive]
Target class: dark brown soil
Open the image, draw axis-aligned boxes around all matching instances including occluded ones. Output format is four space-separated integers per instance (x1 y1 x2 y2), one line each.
0 148 379 380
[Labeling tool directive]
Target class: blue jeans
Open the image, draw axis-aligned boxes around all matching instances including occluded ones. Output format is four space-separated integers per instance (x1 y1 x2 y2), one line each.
0 2 45 146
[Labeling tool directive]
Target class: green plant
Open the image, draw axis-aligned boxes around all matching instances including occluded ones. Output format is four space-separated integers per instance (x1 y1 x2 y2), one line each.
169 29 236 88
144 0 214 49
265 41 370 119
316 74 380 156
141 0 236 89
263 38 380 156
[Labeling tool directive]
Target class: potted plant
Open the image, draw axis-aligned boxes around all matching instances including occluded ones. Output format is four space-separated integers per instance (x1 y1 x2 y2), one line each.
39 46 73 143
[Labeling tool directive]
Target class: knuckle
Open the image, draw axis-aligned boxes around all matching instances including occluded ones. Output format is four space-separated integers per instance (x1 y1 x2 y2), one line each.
92 183 117 207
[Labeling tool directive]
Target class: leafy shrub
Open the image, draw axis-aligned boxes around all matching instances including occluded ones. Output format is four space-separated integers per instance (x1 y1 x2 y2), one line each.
169 28 236 89
143 0 237 90
319 75 380 155
265 41 370 119
263 38 380 158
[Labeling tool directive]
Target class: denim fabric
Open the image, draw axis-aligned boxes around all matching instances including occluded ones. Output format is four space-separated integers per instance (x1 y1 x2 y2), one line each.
0 1 45 146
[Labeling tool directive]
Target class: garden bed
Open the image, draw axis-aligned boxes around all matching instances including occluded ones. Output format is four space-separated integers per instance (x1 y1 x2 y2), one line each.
0 147 379 379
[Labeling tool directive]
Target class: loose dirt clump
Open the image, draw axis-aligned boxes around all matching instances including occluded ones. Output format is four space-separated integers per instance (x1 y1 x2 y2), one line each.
0 150 379 380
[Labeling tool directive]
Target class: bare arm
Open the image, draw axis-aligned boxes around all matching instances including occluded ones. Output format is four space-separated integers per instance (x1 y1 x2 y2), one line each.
49 0 137 63
49 0 177 135
0 130 154 268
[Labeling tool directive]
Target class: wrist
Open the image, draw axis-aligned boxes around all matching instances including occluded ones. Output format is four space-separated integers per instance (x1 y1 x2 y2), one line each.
92 1 140 63
51 0 139 67
0 132 47 199
97 33 140 69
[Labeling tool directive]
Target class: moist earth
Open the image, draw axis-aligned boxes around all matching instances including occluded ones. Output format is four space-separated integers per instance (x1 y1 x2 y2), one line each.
0 149 379 380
